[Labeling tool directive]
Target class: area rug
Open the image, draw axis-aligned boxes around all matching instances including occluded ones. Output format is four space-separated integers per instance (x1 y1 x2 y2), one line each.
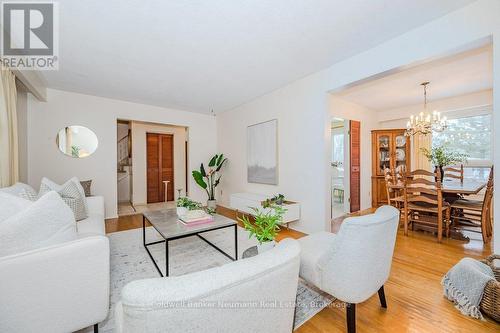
80 226 333 332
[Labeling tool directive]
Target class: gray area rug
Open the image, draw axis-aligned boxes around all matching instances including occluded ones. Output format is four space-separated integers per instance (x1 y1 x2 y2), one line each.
80 226 333 332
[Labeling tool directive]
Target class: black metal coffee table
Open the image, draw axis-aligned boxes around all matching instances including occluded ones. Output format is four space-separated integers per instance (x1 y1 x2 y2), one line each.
142 209 238 277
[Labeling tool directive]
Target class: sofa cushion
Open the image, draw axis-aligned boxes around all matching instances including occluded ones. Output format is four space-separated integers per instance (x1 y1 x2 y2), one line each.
0 192 33 223
0 191 77 257
39 177 88 221
77 214 105 236
0 182 37 197
86 196 105 216
77 196 105 235
298 231 336 289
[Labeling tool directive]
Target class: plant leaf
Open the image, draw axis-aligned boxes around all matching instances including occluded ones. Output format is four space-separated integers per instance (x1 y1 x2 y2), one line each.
192 170 207 189
200 163 207 177
216 154 224 166
208 155 218 167
216 158 227 172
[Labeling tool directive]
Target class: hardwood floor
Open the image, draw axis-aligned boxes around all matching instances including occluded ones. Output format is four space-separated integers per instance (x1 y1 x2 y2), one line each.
105 208 497 332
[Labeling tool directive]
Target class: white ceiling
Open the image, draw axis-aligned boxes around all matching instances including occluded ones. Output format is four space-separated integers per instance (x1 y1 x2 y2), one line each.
335 45 493 111
40 0 475 113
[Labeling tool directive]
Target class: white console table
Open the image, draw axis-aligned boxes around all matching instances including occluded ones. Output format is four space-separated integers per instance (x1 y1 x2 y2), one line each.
229 192 301 226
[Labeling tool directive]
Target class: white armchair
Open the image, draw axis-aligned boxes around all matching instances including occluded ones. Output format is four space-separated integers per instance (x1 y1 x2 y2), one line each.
298 206 400 333
115 238 301 333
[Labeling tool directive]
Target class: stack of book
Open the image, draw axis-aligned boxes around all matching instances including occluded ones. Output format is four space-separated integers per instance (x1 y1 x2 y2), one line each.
178 210 214 226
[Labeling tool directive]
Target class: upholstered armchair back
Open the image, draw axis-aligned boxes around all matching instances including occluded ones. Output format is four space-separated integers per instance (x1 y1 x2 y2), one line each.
115 238 300 333
319 206 399 303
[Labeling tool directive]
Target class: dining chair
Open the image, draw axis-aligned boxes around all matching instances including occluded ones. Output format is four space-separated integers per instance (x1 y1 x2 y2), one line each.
443 164 464 182
450 166 493 243
384 168 403 209
403 169 451 242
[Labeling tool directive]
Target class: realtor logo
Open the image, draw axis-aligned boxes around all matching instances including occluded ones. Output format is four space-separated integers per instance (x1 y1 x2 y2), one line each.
1 1 59 70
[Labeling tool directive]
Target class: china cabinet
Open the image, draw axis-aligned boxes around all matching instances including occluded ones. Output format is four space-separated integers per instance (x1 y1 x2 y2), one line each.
371 129 411 207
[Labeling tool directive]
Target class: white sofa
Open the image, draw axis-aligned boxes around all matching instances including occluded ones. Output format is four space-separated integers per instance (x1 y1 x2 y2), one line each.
115 238 301 333
0 195 110 333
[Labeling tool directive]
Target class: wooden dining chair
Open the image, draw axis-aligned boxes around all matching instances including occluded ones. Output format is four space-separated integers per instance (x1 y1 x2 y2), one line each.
403 169 451 243
384 168 404 209
443 165 464 182
450 166 494 243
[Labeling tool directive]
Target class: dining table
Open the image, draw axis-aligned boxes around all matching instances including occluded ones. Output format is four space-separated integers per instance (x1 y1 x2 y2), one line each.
391 178 488 240
390 178 487 195
439 179 487 195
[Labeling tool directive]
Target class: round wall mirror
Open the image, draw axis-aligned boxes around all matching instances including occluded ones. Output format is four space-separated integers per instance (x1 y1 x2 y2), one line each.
56 125 98 158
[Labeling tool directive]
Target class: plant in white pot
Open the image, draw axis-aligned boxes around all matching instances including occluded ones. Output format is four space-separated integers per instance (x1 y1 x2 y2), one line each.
192 154 227 209
239 205 286 253
176 197 202 216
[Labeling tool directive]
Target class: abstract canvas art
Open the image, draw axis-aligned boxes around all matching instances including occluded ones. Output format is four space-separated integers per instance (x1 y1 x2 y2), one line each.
247 119 278 184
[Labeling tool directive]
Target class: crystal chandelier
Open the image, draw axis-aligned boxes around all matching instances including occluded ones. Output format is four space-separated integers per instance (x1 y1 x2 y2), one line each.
404 82 447 136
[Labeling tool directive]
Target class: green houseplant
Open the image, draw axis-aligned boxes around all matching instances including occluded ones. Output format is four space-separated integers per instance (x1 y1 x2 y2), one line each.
239 205 286 253
263 194 285 208
420 145 468 178
176 197 202 216
192 154 227 208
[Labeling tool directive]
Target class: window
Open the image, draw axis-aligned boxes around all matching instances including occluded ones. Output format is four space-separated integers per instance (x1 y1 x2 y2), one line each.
332 130 344 166
432 114 492 164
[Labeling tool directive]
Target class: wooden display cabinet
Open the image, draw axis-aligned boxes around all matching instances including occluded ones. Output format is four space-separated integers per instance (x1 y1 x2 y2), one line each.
371 129 411 207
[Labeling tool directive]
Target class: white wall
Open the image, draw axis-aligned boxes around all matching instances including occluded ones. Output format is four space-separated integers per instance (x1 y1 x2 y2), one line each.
217 0 500 251
130 121 187 204
27 89 216 218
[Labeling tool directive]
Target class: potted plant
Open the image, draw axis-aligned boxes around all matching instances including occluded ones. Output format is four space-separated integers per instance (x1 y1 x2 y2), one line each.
176 197 202 216
239 205 286 253
192 154 227 209
420 145 468 179
262 193 285 208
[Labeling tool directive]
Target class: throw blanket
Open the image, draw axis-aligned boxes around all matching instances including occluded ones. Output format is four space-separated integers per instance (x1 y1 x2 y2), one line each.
441 257 494 320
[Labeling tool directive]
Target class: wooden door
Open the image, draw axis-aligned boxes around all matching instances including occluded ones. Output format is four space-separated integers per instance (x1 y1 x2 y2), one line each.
147 133 174 203
350 120 361 212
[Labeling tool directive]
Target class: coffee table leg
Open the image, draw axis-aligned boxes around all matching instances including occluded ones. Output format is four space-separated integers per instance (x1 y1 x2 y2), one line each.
165 240 169 277
142 215 146 245
234 224 238 260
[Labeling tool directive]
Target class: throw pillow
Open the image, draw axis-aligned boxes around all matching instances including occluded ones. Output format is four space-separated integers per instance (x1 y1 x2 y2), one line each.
18 188 38 201
80 180 92 197
39 181 88 221
40 177 89 219
0 192 33 223
0 182 37 197
0 191 77 257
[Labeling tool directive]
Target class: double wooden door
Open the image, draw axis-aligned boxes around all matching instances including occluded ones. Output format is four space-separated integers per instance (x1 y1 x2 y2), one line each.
147 133 174 203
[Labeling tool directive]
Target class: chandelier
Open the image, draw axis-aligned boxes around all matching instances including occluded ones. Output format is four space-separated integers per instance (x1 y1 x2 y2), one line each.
404 82 447 136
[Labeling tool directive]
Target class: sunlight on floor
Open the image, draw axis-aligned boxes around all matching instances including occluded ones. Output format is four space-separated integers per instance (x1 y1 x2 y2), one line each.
118 201 176 216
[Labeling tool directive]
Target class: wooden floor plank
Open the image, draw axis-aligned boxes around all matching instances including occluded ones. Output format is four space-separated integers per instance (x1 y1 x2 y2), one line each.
105 209 498 332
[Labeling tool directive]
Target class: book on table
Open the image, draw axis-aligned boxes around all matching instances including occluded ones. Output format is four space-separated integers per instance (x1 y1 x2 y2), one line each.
179 210 214 225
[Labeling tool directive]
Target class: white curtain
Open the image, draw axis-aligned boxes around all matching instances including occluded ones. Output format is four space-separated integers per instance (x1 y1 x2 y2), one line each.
412 133 432 171
0 65 18 187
